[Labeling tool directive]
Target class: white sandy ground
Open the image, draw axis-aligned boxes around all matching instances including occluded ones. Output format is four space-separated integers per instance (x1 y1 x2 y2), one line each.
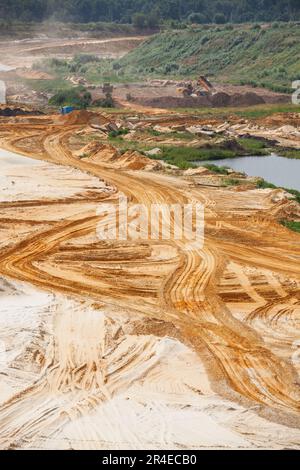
0 149 109 202
0 277 300 449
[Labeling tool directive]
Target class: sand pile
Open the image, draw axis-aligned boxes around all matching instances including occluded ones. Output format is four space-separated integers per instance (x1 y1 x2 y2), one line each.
136 95 211 109
184 166 211 176
117 150 162 170
211 92 231 107
229 92 265 107
0 106 43 117
59 110 95 126
134 91 266 109
86 143 119 164
74 141 106 159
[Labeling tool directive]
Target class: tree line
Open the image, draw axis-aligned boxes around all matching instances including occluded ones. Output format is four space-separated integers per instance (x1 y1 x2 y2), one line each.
0 0 299 24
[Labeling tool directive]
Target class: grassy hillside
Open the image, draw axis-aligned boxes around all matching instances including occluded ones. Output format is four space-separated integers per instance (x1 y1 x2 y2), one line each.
116 23 300 93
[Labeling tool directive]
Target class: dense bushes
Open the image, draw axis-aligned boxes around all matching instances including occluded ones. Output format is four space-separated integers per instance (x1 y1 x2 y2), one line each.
48 87 92 108
1 1 299 24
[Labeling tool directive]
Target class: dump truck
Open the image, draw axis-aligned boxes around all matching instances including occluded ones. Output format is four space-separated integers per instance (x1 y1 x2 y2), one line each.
197 76 214 93
177 76 215 97
102 83 114 95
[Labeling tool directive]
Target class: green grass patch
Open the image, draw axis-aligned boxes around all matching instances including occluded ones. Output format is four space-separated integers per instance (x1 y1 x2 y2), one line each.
237 137 269 155
278 149 300 159
174 104 300 120
116 24 300 93
108 128 129 138
280 220 300 233
223 178 241 186
48 87 92 108
256 179 277 190
203 163 229 174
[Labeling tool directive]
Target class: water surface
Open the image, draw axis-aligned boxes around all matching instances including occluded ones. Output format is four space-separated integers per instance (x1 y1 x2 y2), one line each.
195 154 300 191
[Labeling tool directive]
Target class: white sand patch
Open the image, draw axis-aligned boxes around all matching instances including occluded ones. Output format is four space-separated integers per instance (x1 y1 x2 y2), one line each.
0 279 299 450
0 148 108 202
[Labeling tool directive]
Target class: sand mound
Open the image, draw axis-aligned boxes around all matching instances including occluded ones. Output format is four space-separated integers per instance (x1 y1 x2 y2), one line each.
211 92 231 107
134 91 266 109
80 142 162 170
118 150 162 170
74 141 106 159
184 167 211 176
230 92 265 107
59 110 95 126
87 143 119 163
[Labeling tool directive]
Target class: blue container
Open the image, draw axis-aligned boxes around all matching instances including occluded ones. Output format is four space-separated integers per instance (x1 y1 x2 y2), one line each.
60 106 75 115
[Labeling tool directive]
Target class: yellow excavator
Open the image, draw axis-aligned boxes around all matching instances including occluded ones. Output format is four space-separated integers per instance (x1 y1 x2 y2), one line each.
177 76 214 97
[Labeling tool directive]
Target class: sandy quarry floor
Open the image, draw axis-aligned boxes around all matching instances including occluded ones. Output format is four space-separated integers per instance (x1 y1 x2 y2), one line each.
0 36 145 68
0 110 299 449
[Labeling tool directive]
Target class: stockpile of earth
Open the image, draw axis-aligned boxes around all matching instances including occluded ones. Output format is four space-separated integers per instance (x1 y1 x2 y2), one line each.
0 106 43 116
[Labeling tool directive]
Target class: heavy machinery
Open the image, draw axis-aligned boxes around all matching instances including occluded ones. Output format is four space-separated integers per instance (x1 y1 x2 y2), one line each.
177 76 214 97
197 75 214 94
102 83 114 95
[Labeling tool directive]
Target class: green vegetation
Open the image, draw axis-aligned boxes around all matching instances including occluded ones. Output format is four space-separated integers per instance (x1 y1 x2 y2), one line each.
158 146 236 168
280 220 300 233
48 87 92 108
256 179 277 190
278 149 300 160
116 24 300 92
285 189 300 205
93 92 115 108
223 178 241 186
154 141 257 169
108 129 129 138
33 55 133 87
203 163 230 175
1 1 299 24
174 104 300 120
237 137 269 155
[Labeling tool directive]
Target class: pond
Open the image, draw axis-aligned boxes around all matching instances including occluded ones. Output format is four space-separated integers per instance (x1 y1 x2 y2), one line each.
195 154 300 191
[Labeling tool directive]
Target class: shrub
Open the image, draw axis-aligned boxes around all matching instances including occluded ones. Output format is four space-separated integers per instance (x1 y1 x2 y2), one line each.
93 93 115 108
214 13 226 24
49 87 92 108
203 163 229 174
109 128 129 138
132 13 147 29
188 13 207 24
